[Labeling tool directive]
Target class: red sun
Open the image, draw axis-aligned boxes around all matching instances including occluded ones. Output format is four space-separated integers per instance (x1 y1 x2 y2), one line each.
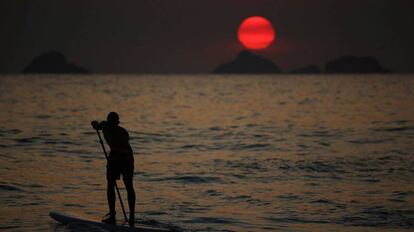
238 16 275 50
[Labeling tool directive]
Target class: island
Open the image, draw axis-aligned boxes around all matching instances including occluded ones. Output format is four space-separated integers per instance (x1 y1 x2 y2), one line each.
23 51 88 74
290 65 321 74
213 50 281 74
325 56 389 73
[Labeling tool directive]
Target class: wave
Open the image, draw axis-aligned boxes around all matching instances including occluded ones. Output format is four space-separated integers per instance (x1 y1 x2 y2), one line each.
372 126 414 132
147 175 222 184
0 184 25 192
340 208 414 228
184 216 238 224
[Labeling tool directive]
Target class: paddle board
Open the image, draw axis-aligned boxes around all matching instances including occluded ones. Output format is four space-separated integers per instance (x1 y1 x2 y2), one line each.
50 211 172 232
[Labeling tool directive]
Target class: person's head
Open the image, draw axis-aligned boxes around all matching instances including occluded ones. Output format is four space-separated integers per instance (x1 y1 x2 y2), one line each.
107 112 120 125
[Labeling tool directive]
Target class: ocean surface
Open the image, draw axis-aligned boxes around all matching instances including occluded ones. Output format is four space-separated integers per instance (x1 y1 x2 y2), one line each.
0 74 413 232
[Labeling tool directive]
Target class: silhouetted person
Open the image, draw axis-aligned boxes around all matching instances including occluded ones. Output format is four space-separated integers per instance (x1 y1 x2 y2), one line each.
91 112 135 226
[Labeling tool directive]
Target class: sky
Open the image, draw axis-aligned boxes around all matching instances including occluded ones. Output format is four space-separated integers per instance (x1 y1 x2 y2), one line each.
1 0 414 73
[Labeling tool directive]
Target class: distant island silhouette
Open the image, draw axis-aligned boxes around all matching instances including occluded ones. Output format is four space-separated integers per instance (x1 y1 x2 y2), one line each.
214 51 281 74
325 56 389 73
291 65 321 74
23 51 88 74
22 51 389 75
213 51 389 74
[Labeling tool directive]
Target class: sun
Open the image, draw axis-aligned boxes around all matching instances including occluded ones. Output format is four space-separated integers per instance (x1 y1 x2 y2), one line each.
237 16 275 50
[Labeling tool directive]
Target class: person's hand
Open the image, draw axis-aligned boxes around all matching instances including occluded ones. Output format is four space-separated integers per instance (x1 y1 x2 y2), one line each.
91 120 102 130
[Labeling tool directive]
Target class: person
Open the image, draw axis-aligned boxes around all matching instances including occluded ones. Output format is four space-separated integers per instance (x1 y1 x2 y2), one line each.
91 112 135 226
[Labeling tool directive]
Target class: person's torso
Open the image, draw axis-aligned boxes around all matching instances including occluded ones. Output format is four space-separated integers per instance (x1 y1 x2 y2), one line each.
103 125 133 159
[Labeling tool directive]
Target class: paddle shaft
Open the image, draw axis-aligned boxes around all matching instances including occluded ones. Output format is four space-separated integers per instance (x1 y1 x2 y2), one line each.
95 129 129 223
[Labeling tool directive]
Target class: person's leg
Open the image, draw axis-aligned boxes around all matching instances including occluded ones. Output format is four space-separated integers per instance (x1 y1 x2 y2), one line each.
122 158 135 226
103 160 117 224
102 177 117 224
107 178 117 215
123 178 136 219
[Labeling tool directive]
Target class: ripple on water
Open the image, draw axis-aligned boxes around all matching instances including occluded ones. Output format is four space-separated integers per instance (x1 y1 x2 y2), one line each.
184 216 238 225
144 211 168 216
178 203 210 213
203 189 222 197
63 185 79 190
275 193 301 201
0 226 21 230
372 126 414 132
147 175 222 184
387 191 414 203
63 203 86 208
231 143 270 151
285 160 346 174
0 184 25 192
14 137 41 145
35 114 51 119
179 144 209 151
0 128 22 135
340 207 414 228
348 139 394 144
263 216 330 225
15 183 45 189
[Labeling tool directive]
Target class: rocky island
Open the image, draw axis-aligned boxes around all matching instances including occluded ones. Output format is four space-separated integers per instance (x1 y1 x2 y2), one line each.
23 51 88 74
214 51 281 74
325 56 389 73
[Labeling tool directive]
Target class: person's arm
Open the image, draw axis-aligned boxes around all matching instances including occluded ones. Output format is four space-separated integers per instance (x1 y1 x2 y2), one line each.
91 120 108 130
91 121 102 130
100 121 111 144
100 121 108 129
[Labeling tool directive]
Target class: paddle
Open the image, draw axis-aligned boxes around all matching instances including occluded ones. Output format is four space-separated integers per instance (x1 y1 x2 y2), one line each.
94 128 129 223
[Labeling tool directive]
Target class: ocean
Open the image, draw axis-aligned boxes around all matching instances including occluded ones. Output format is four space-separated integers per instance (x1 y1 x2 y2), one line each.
0 74 413 232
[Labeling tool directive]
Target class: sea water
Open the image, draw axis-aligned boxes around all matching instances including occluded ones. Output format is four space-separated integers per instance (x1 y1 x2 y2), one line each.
0 74 413 232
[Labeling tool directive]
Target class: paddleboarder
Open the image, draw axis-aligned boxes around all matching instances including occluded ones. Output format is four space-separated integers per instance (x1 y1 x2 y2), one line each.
91 112 135 226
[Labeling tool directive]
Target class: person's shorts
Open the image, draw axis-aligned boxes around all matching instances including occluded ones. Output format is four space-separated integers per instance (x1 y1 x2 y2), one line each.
106 158 134 181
